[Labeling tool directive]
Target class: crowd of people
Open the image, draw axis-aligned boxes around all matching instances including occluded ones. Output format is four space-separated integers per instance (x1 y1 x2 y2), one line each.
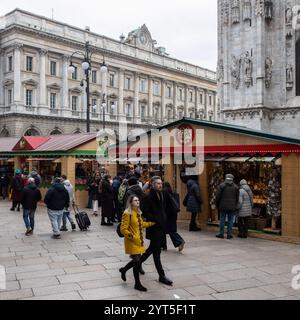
2 165 254 292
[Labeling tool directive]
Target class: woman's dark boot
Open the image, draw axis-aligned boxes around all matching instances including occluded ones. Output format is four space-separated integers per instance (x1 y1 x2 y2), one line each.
119 260 135 282
133 265 147 292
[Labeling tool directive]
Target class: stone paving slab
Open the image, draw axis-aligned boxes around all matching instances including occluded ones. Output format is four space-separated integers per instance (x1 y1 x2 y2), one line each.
1 201 300 300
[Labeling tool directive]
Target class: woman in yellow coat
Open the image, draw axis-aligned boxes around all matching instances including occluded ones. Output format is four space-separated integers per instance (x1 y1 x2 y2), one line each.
119 195 155 292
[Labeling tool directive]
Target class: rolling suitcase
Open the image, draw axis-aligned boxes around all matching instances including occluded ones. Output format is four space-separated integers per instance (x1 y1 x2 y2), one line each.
73 204 91 231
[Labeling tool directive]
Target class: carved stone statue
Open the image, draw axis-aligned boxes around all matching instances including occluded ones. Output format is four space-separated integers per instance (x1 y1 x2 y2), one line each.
221 0 230 25
231 55 241 89
286 7 292 24
265 57 273 88
286 64 293 90
243 0 252 21
217 59 224 82
255 0 265 17
244 51 253 88
231 0 241 24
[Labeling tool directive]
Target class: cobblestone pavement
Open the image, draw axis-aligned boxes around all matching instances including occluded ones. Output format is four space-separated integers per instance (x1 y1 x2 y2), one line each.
1 200 300 300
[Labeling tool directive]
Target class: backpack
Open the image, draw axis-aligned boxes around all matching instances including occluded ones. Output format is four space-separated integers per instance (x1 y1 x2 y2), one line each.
116 215 131 238
118 184 127 203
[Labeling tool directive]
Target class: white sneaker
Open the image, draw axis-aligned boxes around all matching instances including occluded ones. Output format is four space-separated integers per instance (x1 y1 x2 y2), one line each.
178 241 185 252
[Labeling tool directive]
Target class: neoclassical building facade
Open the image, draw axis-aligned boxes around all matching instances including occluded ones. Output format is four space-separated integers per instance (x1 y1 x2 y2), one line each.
0 9 217 137
218 0 300 138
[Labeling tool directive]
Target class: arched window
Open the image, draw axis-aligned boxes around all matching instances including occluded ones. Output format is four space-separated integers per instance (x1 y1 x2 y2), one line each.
74 129 81 134
0 128 9 137
24 128 40 136
50 129 62 135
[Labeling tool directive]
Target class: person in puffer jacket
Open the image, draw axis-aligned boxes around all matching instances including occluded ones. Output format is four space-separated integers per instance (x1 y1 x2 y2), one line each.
44 177 70 239
237 180 253 239
60 179 76 232
216 174 239 240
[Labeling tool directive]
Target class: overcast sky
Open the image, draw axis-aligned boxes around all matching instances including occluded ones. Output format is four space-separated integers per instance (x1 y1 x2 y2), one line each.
0 0 217 71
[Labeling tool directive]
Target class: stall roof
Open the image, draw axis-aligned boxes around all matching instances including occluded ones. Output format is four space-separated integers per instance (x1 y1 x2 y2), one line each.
0 138 19 152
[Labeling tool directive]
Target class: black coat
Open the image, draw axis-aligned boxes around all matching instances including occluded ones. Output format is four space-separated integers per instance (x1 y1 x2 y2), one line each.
216 182 239 212
21 184 42 210
142 189 167 249
100 179 114 218
88 179 100 201
44 183 70 211
164 190 180 234
12 175 24 202
186 179 202 213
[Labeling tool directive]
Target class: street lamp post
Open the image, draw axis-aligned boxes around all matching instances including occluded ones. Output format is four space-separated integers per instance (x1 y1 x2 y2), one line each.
68 41 108 133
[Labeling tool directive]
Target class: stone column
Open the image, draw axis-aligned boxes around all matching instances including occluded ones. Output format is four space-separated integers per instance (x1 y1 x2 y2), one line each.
38 49 48 115
195 87 198 117
62 55 70 113
13 43 23 109
134 72 140 123
101 66 108 123
148 76 153 120
118 68 125 121
161 79 166 122
256 11 265 107
0 50 3 108
184 84 188 117
173 82 177 120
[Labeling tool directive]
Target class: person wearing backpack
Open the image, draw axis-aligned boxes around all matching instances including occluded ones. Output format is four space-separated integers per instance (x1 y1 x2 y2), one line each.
123 177 145 209
29 169 42 187
237 180 253 239
163 182 185 252
10 169 24 212
118 179 128 212
216 174 239 240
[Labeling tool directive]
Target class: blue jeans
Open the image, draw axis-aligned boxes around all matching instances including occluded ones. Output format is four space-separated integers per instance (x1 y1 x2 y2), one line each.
219 210 235 237
62 209 75 227
23 209 36 230
48 209 63 235
169 232 185 248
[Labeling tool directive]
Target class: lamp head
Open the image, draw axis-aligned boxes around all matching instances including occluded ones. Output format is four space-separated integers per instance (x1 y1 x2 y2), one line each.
82 61 90 71
100 62 108 74
68 65 75 74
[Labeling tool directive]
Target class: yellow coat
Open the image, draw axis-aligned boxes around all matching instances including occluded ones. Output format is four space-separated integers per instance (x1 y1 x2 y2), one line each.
121 209 155 255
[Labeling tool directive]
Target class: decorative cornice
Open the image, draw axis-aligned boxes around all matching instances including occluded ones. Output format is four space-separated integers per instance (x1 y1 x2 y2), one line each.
39 49 48 56
12 42 23 50
22 79 38 87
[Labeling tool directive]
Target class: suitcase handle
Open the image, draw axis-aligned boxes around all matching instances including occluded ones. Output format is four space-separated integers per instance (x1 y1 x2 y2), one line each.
72 203 80 214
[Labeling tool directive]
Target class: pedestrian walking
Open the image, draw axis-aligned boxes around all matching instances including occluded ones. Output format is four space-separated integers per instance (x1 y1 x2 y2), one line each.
99 174 115 226
216 174 239 240
163 182 185 252
112 175 122 222
10 169 24 212
237 179 253 239
60 179 77 232
88 173 101 216
28 168 42 187
20 177 42 236
0 172 9 200
119 195 155 292
44 177 70 239
140 176 173 286
185 178 203 231
123 176 145 209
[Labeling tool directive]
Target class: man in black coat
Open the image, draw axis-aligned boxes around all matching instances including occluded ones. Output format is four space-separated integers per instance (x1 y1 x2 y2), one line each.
140 176 173 286
44 178 70 239
216 174 239 240
21 178 42 236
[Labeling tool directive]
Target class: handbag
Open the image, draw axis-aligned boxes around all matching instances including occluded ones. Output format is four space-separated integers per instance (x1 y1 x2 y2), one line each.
183 193 189 207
